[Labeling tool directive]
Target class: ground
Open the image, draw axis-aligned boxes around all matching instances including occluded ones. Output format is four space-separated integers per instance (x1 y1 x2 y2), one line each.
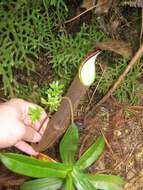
77 97 143 190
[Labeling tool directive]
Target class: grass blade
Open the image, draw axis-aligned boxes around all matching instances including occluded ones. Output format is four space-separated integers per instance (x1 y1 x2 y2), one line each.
76 136 105 170
60 123 78 165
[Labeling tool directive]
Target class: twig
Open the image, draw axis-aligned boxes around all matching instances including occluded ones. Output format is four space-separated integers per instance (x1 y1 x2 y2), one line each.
140 8 143 45
78 134 90 159
64 2 106 24
89 43 143 112
100 129 115 156
127 105 143 110
114 142 139 170
86 68 106 112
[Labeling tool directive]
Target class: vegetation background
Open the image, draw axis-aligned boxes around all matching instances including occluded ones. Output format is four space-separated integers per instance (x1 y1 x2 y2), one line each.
1 0 143 189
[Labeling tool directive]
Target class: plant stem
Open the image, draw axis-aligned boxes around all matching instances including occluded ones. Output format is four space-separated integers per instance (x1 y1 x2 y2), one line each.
62 96 74 124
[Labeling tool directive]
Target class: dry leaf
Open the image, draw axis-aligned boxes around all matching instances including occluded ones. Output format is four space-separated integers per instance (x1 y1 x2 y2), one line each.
81 0 93 9
95 39 132 58
37 153 57 162
95 0 113 15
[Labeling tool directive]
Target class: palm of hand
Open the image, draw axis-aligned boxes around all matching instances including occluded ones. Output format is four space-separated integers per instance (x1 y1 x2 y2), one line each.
0 98 48 155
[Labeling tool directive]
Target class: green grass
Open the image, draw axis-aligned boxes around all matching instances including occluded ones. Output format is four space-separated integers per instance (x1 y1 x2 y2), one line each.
46 22 105 83
95 58 142 104
0 0 67 96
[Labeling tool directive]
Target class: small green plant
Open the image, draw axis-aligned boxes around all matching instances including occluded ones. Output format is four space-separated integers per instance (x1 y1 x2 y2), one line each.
0 0 68 96
41 81 64 112
28 106 43 123
0 124 124 190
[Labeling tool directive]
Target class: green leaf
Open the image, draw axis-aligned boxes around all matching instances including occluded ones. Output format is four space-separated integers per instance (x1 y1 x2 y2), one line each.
0 153 71 178
83 173 124 190
72 169 96 190
28 106 43 123
64 174 74 190
21 177 63 190
76 136 105 170
60 123 78 165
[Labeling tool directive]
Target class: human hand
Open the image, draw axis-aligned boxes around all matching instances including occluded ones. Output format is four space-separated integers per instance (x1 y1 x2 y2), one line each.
0 98 48 156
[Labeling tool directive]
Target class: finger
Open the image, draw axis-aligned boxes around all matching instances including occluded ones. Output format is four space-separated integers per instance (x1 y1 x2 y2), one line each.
22 104 48 131
8 98 48 133
23 127 41 142
15 140 39 156
39 117 49 135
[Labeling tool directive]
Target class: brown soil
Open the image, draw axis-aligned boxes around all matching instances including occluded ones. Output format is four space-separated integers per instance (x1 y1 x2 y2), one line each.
76 96 143 190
